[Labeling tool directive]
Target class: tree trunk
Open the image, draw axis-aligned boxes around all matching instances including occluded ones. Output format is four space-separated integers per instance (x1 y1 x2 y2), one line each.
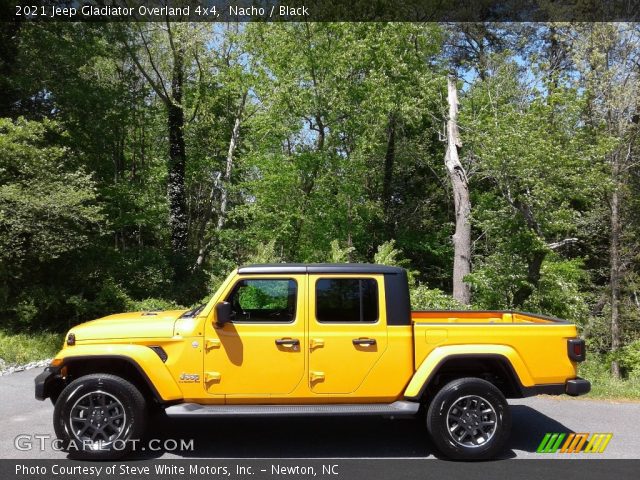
217 90 247 231
510 237 576 308
167 102 188 258
0 18 22 118
194 90 248 268
547 25 561 93
292 114 326 257
610 151 622 378
382 113 396 236
512 250 546 307
122 24 189 278
444 76 472 305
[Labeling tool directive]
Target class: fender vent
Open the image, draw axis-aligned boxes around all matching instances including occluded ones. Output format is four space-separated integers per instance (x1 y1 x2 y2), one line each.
149 346 168 362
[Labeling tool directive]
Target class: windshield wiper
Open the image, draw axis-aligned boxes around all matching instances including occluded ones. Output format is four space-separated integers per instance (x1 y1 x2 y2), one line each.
181 304 205 318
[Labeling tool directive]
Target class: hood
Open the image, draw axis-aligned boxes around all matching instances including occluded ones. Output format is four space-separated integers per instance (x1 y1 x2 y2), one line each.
69 310 188 341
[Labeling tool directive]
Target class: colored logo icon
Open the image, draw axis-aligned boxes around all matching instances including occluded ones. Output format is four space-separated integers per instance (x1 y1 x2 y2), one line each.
537 433 612 454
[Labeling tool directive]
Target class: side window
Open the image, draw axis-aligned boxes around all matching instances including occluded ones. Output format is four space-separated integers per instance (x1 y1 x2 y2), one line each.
226 279 297 323
316 278 378 323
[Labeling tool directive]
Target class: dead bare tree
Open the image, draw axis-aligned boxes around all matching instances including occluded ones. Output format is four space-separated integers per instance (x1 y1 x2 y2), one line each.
444 75 472 305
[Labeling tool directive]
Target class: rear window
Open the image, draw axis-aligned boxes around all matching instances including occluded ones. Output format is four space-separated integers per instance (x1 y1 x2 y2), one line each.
316 278 378 323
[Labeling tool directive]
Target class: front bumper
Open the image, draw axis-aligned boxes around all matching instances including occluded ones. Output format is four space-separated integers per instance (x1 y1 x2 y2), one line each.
34 366 62 401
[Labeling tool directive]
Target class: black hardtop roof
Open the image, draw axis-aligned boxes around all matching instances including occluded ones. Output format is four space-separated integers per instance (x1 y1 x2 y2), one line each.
238 263 406 275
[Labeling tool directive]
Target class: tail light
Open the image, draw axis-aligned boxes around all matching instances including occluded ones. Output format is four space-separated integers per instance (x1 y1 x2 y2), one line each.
567 338 586 362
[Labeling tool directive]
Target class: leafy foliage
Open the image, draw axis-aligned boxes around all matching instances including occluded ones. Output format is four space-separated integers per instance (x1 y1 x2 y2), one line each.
1 22 640 389
329 240 355 263
410 285 467 311
0 331 63 366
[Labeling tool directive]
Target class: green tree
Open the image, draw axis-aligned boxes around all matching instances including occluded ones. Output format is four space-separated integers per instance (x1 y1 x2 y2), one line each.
571 24 640 376
0 118 104 327
461 51 604 320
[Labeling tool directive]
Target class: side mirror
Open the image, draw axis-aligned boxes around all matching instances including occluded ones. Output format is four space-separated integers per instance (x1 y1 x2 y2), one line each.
215 301 232 328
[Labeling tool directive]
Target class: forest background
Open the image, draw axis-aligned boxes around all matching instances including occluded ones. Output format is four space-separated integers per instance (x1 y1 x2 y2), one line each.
1 19 640 396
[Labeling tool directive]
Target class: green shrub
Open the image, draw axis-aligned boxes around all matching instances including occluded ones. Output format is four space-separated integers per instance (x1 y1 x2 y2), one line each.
619 340 640 378
0 331 63 366
116 249 174 299
410 284 467 310
126 298 184 312
579 353 640 399
92 278 131 317
15 299 38 326
523 258 590 324
327 239 355 263
467 254 590 323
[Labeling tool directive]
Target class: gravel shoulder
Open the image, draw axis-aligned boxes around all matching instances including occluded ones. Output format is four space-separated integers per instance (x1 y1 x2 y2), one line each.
0 359 51 376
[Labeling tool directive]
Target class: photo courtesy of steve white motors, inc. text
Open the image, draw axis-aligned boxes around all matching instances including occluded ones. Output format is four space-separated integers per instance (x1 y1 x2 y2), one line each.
14 463 339 477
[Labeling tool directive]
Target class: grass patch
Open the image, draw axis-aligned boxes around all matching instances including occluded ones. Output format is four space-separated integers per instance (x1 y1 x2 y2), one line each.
0 331 64 367
579 356 640 400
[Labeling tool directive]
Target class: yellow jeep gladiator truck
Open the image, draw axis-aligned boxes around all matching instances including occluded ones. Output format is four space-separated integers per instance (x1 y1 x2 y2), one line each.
35 264 590 460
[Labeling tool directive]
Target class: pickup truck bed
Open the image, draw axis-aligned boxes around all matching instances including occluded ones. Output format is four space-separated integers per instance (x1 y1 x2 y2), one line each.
407 310 582 399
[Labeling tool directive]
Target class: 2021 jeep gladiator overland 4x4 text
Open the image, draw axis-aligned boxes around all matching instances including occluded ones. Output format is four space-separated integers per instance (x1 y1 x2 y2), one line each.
35 264 590 460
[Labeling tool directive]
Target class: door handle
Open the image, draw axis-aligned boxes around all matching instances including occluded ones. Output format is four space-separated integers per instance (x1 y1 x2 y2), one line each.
275 338 300 347
205 371 221 383
353 338 376 347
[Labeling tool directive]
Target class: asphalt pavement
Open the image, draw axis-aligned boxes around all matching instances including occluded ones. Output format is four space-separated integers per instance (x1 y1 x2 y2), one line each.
1 368 638 460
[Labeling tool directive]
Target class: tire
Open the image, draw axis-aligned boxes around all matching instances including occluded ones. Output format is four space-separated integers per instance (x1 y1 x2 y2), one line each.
426 377 511 460
53 374 147 460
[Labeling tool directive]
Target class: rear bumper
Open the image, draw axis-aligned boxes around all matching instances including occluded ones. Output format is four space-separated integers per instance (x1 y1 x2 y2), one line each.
566 377 591 396
34 366 62 401
526 377 591 397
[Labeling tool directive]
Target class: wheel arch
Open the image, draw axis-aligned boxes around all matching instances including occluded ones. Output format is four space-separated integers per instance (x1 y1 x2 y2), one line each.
47 354 182 405
62 356 162 404
405 352 530 401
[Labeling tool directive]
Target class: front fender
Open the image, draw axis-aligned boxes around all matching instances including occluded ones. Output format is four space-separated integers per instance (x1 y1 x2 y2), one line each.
403 344 534 400
54 344 183 401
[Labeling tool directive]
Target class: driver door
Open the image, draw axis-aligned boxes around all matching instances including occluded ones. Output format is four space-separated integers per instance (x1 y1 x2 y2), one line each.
204 275 306 397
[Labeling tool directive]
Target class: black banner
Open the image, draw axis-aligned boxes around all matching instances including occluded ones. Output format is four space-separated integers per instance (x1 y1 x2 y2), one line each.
3 0 640 22
1 459 640 480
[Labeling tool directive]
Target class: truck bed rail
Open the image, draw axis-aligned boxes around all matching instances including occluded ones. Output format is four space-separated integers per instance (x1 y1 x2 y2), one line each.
411 310 569 324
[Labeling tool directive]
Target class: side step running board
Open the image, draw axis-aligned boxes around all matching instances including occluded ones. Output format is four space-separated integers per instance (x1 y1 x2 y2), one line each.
165 401 420 418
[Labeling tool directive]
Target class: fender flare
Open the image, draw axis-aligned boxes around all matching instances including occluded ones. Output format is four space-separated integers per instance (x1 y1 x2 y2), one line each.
404 344 534 401
52 344 183 402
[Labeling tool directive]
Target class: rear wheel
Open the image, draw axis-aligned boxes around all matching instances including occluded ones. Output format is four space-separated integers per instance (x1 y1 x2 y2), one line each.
53 374 147 459
426 377 511 460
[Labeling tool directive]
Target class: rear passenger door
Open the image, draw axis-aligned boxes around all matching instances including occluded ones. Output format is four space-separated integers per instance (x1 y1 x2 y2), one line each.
307 274 388 394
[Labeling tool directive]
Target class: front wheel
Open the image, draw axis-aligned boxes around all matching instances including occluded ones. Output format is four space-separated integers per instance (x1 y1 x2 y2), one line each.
426 377 511 460
53 374 147 459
